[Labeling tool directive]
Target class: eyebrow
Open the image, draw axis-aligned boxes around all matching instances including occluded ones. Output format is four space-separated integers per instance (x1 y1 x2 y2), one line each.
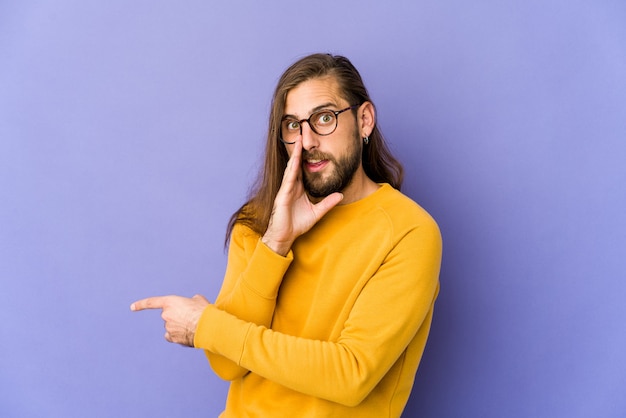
282 102 339 120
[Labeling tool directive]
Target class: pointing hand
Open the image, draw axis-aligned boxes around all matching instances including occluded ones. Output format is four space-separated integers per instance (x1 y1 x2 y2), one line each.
131 294 210 347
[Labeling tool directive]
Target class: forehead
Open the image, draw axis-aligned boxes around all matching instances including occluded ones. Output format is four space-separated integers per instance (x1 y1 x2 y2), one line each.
284 76 346 117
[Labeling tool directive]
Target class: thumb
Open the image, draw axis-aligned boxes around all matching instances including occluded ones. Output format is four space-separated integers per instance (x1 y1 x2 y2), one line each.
192 294 210 303
313 192 344 219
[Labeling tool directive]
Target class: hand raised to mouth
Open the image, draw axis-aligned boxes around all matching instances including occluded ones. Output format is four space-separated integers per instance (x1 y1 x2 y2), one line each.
261 138 343 256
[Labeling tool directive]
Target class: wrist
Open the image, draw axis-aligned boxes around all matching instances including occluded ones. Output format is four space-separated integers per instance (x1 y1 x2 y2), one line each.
261 235 292 256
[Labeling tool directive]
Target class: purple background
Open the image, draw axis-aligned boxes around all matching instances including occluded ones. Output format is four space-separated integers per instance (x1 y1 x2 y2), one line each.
1 1 625 417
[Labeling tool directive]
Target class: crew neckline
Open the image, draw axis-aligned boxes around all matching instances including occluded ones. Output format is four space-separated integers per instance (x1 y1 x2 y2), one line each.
332 183 391 211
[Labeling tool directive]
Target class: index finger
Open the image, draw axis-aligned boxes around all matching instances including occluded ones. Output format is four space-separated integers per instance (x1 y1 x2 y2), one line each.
130 296 167 312
283 138 302 183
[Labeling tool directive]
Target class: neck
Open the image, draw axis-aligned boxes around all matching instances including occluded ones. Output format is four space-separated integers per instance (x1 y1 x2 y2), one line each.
340 172 380 205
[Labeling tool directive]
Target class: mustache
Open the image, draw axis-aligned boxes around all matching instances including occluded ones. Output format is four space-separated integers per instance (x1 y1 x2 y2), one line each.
302 150 334 162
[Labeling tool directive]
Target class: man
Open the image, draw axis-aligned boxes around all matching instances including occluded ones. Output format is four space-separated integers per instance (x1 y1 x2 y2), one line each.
131 53 442 417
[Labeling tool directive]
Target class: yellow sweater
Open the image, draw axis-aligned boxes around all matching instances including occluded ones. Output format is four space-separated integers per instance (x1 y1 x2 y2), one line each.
194 184 442 417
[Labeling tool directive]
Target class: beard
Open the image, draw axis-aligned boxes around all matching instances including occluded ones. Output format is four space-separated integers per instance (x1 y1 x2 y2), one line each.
301 132 362 198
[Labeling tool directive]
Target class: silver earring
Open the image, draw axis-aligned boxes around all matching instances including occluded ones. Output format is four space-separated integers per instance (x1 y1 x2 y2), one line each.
363 136 369 145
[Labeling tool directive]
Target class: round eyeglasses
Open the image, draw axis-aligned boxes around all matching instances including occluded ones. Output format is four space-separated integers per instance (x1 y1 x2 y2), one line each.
279 105 359 144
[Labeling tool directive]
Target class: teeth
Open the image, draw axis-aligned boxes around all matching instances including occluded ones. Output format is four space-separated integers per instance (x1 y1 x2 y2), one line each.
307 159 322 164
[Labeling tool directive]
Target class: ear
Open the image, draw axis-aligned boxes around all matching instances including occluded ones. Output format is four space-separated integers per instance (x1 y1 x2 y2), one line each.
357 101 376 138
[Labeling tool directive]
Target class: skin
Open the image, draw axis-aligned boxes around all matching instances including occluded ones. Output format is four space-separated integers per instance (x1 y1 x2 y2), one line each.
131 76 379 347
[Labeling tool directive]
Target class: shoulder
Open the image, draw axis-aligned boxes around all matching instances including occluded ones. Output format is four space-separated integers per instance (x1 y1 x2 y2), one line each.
367 185 442 254
375 185 438 228
230 221 262 250
371 187 443 269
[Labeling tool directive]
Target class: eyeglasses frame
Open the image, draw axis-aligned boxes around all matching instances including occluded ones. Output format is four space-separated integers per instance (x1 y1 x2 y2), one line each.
279 104 360 144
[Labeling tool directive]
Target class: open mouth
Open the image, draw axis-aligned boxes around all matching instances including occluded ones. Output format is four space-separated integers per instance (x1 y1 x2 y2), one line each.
304 159 329 172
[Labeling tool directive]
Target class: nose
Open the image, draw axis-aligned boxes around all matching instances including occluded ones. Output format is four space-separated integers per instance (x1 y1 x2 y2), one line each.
300 121 319 151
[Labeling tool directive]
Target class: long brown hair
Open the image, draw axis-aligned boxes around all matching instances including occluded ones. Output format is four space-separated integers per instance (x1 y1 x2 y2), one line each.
225 53 404 245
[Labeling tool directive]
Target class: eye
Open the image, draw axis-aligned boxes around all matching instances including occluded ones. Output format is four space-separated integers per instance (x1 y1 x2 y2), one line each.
315 112 335 126
284 120 300 131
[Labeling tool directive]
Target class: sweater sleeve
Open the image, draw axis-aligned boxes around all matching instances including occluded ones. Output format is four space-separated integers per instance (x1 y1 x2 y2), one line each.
195 218 442 405
201 223 293 380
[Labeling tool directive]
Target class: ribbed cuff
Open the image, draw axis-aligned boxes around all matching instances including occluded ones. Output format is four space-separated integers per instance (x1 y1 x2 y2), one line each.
242 238 293 299
194 305 252 364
